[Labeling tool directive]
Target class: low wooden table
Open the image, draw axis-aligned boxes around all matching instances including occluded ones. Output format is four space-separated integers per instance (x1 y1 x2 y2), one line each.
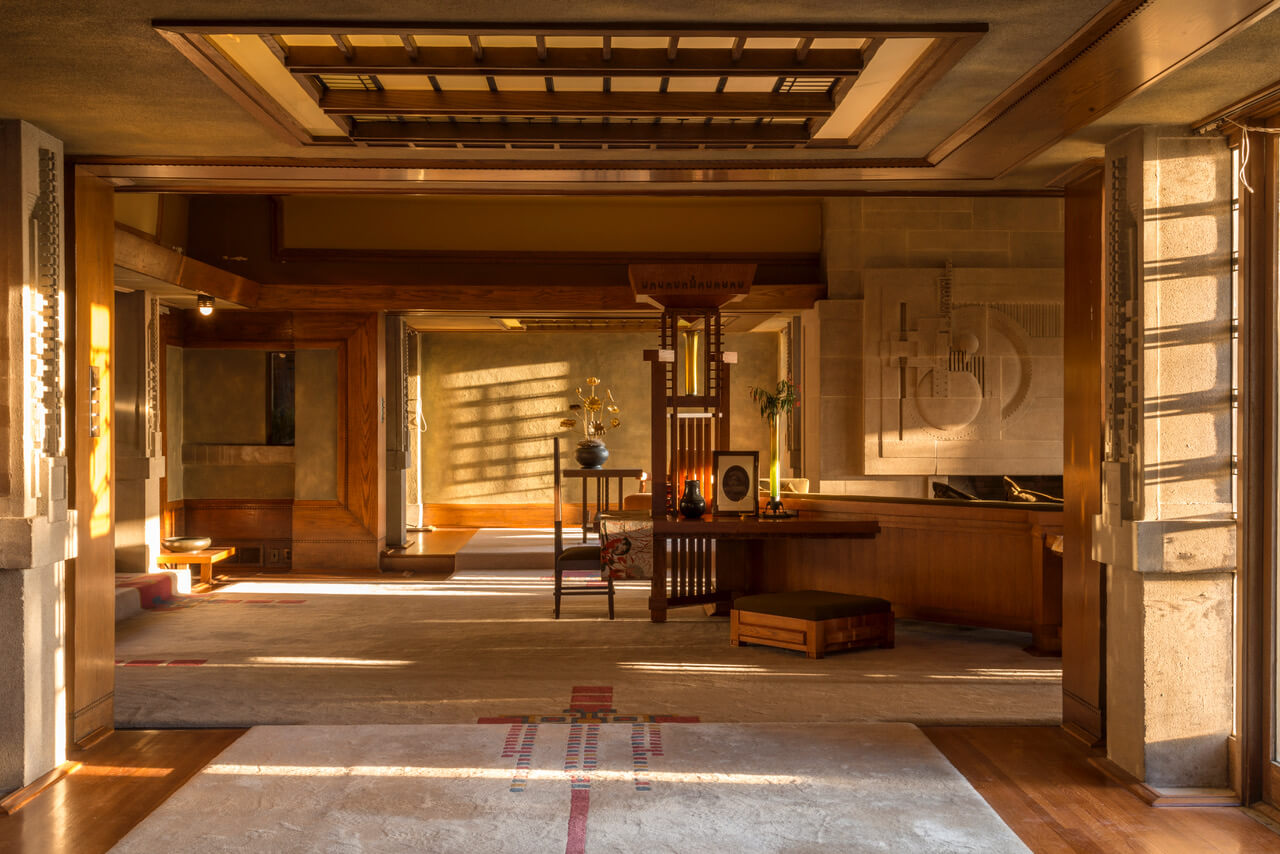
562 467 646 542
156 547 236 586
648 514 882 622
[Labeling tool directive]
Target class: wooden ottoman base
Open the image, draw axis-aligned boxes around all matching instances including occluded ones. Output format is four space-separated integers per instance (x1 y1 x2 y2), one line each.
730 593 895 659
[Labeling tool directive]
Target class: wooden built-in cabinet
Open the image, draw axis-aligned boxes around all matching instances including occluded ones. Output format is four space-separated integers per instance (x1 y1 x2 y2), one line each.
746 496 1064 654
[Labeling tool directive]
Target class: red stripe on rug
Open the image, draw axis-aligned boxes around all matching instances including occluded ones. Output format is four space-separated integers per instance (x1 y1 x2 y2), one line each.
167 659 207 666
565 788 589 854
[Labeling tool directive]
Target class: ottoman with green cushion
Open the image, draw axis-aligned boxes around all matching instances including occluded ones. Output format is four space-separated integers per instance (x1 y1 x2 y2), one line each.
730 589 894 659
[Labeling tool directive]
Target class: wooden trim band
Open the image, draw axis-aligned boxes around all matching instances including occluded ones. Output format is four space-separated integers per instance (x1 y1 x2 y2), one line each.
0 762 83 815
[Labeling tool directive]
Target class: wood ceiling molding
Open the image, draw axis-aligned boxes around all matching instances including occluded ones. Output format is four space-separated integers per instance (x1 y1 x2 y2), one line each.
1193 76 1280 133
106 4 1280 191
152 21 986 152
934 0 1280 177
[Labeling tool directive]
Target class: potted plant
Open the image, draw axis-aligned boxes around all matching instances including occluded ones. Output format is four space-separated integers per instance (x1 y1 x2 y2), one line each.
560 376 621 468
749 378 798 515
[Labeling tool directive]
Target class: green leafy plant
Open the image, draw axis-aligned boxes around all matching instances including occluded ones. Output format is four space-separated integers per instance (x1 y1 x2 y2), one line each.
749 378 799 420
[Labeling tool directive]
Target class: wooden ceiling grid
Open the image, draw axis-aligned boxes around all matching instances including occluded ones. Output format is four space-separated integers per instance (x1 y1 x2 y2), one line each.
157 23 986 151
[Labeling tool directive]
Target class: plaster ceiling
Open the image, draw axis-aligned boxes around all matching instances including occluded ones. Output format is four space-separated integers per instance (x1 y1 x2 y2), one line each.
3 1 1279 191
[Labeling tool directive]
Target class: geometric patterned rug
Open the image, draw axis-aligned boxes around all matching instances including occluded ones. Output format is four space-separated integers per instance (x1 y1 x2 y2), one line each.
108 722 1031 854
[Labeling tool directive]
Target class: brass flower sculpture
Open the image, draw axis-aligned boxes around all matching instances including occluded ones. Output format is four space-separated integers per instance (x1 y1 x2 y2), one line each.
561 376 621 440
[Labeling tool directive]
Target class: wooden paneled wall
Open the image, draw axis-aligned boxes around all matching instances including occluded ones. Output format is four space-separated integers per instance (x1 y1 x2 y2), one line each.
765 496 1063 649
169 311 385 572
68 169 116 746
1062 166 1106 744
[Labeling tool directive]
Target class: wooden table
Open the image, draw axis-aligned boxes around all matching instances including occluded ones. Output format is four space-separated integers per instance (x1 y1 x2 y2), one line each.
648 514 881 622
156 547 236 586
561 467 646 542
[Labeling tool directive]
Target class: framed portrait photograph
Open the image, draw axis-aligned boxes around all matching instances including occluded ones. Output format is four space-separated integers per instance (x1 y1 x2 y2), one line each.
713 450 759 516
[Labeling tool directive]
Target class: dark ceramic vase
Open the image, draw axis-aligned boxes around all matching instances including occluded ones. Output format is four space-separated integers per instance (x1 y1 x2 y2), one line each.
678 479 706 519
575 439 610 469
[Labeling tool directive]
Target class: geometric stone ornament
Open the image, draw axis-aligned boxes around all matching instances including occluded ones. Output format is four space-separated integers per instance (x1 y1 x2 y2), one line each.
0 119 72 794
862 266 1064 475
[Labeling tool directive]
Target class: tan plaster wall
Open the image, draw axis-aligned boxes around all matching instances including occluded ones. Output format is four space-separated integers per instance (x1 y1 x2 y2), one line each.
420 331 778 504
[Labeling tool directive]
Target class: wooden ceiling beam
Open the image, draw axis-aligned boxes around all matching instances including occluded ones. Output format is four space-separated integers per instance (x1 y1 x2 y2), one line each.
350 120 809 145
321 90 832 117
252 282 825 312
285 45 863 76
158 21 988 39
114 228 261 307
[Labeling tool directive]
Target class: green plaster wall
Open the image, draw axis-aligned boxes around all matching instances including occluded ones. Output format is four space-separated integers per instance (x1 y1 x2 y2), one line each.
165 345 183 501
294 348 338 500
180 348 292 500
182 349 268 444
418 331 779 504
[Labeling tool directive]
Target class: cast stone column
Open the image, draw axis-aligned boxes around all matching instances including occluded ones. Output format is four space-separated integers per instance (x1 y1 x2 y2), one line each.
1092 126 1236 788
0 120 72 794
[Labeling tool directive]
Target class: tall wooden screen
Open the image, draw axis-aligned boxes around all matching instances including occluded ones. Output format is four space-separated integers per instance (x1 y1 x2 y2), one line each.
647 307 734 621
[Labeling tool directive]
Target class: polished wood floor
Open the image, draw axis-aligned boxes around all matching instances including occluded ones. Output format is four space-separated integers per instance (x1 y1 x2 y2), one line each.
0 729 245 854
4 725 1279 852
924 726 1280 853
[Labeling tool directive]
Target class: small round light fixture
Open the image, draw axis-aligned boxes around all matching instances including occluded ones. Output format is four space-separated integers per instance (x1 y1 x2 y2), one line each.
197 294 214 316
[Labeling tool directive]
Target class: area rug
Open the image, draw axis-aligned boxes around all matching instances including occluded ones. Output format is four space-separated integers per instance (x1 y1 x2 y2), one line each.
114 576 1061 728
109 722 1030 853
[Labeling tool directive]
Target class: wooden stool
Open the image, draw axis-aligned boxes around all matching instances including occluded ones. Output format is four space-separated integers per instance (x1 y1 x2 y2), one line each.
730 589 894 659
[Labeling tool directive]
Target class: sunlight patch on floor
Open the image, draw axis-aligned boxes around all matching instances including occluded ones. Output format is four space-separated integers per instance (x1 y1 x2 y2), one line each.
217 581 535 597
617 661 827 677
202 763 810 785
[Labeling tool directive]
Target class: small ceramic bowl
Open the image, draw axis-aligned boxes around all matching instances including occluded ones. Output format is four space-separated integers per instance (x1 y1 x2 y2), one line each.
162 536 212 553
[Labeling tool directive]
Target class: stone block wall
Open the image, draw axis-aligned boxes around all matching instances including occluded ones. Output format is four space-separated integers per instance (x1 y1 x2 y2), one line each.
824 197 1064 301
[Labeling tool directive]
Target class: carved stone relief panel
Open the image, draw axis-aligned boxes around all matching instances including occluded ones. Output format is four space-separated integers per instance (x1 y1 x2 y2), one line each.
862 266 1064 475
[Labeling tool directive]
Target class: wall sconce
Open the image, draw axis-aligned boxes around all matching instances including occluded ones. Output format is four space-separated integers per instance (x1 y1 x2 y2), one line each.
197 294 215 316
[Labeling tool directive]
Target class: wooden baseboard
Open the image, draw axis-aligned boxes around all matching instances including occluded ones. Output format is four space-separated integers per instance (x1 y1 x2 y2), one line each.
1089 756 1241 807
1060 720 1104 749
0 761 83 815
1061 691 1104 747
1247 800 1280 829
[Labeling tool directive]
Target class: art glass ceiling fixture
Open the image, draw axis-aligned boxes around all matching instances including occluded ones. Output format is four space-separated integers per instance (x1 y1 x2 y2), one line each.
155 22 985 150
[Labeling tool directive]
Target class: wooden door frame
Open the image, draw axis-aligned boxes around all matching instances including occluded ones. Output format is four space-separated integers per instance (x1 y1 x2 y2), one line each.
67 167 117 747
1061 161 1107 746
172 310 385 571
1237 118 1280 808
